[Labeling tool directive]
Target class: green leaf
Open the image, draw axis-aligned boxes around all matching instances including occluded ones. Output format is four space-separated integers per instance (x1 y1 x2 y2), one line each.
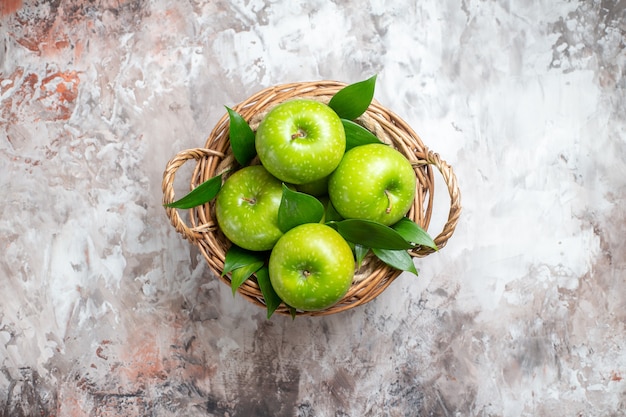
164 174 223 209
277 184 325 233
342 119 383 151
328 75 377 120
222 245 267 276
354 244 369 268
323 200 344 223
230 261 264 295
392 217 438 251
255 265 282 319
226 106 256 166
328 219 413 250
372 248 419 276
287 304 297 320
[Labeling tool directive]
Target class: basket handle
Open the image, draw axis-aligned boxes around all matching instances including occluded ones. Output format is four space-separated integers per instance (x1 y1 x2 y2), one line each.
418 150 462 256
162 148 224 242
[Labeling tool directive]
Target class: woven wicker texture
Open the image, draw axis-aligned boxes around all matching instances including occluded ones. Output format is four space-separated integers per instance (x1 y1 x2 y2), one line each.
162 80 461 316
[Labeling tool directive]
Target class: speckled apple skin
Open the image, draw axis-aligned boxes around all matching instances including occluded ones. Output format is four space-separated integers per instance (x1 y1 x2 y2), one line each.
328 144 417 226
269 223 355 311
255 99 346 184
216 165 284 251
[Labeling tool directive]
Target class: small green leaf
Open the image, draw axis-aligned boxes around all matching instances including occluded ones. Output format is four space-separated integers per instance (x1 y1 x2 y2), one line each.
392 217 438 251
226 106 256 166
324 200 344 223
231 261 264 295
328 75 377 120
372 248 419 276
222 245 267 276
328 219 413 250
164 174 223 209
287 304 297 320
342 119 383 151
278 184 325 233
354 244 369 267
255 265 282 319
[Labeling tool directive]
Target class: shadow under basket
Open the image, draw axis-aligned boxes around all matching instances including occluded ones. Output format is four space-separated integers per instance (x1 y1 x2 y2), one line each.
162 80 462 317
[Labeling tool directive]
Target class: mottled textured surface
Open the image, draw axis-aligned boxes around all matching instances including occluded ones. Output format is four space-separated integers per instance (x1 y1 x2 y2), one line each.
1 0 625 416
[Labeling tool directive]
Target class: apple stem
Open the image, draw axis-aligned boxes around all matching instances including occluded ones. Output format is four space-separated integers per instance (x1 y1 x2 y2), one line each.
241 197 257 205
302 270 311 279
384 190 393 214
291 129 306 140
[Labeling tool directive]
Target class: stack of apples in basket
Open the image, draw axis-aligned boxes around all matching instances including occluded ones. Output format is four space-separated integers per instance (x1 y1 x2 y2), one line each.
165 76 444 318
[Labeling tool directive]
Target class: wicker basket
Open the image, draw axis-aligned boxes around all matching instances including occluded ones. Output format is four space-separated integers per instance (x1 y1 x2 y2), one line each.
162 80 461 316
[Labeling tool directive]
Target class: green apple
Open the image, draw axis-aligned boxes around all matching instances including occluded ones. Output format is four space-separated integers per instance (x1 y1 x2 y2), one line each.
268 223 354 311
215 165 283 251
328 143 416 226
255 99 346 185
295 175 329 197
